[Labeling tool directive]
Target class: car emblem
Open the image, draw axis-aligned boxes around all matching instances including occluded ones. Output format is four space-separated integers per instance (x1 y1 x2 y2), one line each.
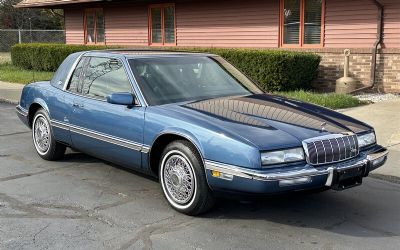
320 122 327 132
350 147 357 154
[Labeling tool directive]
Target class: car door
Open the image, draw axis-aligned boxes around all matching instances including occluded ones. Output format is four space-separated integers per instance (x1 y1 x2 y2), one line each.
66 56 145 170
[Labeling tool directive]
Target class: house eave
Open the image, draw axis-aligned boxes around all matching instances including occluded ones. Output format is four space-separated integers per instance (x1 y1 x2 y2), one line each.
14 0 106 8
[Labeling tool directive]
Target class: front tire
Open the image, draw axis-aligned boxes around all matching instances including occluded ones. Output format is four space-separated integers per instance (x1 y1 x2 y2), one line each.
32 108 66 161
159 140 215 215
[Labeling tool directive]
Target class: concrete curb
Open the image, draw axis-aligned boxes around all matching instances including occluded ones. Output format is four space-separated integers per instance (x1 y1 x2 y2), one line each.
0 98 18 105
0 81 24 104
370 174 400 185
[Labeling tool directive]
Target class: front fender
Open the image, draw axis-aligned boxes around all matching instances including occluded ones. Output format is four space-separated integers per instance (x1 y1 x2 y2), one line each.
144 109 261 169
151 127 205 160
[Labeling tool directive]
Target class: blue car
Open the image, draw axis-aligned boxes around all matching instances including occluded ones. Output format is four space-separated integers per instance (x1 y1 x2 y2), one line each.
16 50 388 215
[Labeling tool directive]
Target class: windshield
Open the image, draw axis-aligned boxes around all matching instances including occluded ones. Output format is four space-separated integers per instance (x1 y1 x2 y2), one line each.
128 56 263 105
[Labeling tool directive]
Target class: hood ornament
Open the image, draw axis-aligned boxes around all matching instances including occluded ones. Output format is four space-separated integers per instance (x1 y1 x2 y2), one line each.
320 122 327 132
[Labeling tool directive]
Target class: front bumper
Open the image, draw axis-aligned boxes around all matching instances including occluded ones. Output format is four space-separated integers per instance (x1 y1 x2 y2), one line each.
205 145 388 194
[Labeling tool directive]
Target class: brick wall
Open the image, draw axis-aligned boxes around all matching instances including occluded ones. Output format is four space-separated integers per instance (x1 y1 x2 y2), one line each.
310 48 400 93
314 49 371 91
376 51 400 92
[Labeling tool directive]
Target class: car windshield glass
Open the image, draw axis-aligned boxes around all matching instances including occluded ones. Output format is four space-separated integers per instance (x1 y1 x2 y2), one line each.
128 56 263 105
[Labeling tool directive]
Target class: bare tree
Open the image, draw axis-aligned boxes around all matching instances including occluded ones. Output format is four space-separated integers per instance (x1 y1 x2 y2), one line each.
0 0 63 29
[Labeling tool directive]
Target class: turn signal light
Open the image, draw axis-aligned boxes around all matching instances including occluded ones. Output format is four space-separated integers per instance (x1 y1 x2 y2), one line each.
211 170 220 177
211 170 233 181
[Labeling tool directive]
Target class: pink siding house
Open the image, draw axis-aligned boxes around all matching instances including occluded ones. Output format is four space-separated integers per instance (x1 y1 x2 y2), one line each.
16 0 400 92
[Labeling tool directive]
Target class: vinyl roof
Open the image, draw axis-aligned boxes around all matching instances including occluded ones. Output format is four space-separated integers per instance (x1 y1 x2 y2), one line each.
97 49 211 55
85 49 215 58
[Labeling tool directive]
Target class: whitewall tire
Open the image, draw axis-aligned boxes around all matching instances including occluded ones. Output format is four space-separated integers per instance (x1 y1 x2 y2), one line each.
159 140 215 215
32 108 66 161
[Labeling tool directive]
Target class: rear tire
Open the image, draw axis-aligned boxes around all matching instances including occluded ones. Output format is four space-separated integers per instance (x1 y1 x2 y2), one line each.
159 140 215 215
32 108 66 161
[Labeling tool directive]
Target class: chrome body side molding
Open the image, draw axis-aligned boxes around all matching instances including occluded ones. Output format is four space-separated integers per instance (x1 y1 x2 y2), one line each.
50 120 150 153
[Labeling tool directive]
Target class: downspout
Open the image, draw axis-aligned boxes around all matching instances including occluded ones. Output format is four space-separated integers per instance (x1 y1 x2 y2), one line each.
350 0 384 93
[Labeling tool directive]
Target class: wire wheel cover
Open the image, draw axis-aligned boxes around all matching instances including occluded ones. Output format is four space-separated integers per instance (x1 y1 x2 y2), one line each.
34 116 50 153
163 154 195 204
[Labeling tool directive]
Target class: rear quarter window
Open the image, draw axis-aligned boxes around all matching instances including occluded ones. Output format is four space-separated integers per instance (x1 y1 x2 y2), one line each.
67 57 87 94
51 52 84 89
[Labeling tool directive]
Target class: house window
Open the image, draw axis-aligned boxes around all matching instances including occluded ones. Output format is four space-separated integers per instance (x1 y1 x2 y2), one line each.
149 4 176 45
85 9 105 44
280 0 324 47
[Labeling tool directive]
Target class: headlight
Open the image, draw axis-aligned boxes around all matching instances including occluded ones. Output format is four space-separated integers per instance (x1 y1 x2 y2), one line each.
357 132 376 148
261 148 305 165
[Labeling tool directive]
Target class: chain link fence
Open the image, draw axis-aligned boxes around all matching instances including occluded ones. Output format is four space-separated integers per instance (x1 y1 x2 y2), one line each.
0 29 65 52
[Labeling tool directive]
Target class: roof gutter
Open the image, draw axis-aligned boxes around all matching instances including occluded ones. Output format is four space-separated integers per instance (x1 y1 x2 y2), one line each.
350 0 384 93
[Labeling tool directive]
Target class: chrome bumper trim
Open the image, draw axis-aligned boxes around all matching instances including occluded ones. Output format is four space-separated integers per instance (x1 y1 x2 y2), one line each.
205 147 388 183
367 148 389 162
205 160 331 181
16 105 28 117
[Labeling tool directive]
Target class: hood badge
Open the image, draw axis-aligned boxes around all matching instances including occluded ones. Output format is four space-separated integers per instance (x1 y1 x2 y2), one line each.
350 147 357 154
320 122 327 132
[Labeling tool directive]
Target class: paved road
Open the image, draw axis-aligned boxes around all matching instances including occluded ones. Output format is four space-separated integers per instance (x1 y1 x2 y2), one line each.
0 102 399 250
343 99 400 178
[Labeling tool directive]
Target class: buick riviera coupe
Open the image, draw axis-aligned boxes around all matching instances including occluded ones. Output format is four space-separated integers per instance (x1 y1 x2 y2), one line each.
16 50 388 215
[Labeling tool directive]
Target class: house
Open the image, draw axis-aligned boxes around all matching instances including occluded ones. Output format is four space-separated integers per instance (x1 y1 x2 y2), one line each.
15 0 400 92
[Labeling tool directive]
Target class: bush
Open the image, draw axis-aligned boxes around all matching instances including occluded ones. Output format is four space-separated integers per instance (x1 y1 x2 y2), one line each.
11 44 321 91
191 48 321 91
11 43 110 72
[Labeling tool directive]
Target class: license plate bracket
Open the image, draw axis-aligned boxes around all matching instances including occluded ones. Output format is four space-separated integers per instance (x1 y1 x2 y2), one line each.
331 164 367 191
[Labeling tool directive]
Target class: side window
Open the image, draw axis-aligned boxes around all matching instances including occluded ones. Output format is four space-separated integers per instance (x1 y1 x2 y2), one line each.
67 57 87 93
81 57 132 100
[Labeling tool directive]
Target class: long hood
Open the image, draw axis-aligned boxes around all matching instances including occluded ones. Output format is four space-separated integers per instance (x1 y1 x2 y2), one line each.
160 94 372 150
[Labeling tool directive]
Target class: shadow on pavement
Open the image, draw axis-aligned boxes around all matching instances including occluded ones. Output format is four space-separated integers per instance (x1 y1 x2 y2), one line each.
47 150 400 239
202 187 399 238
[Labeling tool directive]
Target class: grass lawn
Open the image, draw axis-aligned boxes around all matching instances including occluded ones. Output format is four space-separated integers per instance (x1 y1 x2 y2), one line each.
0 63 54 84
276 90 367 109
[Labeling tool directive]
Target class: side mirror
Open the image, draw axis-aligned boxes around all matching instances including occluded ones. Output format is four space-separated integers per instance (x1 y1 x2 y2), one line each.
106 92 137 106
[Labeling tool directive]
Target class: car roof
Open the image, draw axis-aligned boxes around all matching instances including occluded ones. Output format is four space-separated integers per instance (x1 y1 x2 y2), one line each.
84 49 216 58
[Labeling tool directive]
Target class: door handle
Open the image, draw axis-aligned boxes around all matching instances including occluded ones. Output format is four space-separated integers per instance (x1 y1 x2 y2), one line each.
72 103 84 108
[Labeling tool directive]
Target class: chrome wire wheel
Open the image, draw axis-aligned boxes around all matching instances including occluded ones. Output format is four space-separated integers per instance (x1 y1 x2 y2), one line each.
161 150 196 208
33 114 51 155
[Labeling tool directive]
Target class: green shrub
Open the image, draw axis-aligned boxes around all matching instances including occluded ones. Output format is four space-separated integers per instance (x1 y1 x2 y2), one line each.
191 48 321 91
11 44 321 91
11 43 110 72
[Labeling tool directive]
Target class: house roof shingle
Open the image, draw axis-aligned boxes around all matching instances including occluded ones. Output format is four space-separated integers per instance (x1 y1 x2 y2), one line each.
15 0 103 8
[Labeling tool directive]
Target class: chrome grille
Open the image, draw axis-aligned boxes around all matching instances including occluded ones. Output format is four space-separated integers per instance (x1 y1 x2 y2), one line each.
302 134 359 165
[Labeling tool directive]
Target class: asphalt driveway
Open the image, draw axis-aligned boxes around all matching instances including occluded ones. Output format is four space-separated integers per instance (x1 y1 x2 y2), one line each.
0 102 399 250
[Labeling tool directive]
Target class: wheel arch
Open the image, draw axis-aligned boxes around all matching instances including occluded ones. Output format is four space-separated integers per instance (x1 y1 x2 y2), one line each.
28 99 49 128
148 131 205 177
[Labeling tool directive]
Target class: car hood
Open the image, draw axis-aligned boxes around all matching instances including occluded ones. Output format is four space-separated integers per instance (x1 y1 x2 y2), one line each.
160 94 372 150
